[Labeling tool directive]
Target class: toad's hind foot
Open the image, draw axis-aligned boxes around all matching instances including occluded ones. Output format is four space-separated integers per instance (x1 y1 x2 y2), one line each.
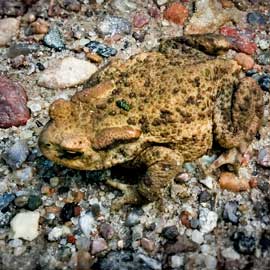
106 179 144 211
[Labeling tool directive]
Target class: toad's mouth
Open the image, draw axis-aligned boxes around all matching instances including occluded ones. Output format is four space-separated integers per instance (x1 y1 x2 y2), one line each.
58 149 83 159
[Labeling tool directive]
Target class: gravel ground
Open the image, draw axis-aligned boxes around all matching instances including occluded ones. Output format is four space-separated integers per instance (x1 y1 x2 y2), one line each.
1 0 270 269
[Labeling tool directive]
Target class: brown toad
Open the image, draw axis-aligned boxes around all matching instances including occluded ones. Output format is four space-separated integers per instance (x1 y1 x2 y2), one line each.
39 36 263 209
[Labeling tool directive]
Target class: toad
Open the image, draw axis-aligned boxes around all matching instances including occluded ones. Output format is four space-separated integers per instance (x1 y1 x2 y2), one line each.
39 35 263 210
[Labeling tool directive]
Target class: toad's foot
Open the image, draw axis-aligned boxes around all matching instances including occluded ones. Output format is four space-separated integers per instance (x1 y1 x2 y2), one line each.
106 179 144 211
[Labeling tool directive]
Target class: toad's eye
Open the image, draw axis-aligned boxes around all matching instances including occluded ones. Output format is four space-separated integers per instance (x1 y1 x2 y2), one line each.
60 150 83 159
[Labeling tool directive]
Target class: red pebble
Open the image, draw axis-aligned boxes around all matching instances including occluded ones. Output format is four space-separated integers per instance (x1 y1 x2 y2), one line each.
163 2 189 25
133 13 149 28
219 26 257 55
67 234 76 244
0 75 30 128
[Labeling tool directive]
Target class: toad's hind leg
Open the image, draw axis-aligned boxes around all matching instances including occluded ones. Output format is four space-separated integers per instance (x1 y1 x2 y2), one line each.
210 77 263 171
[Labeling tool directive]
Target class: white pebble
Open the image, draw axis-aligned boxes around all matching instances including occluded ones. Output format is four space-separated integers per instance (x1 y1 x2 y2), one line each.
199 208 218 234
204 255 217 270
79 212 96 238
10 211 40 241
48 226 71 241
191 229 204 244
221 247 240 260
171 255 184 268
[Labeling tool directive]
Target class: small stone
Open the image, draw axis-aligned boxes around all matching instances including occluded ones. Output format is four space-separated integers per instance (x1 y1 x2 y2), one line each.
38 57 97 89
204 255 217 270
2 141 29 169
27 195 42 211
234 53 254 70
91 238 108 255
91 203 101 217
191 230 204 244
0 18 20 47
132 224 143 241
223 201 239 224
199 176 213 189
156 0 168 6
164 235 198 254
259 232 270 251
7 43 39 58
85 52 103 63
31 19 49 34
63 0 81 12
180 210 191 228
0 76 30 128
112 0 137 13
48 225 71 241
258 40 269 50
79 212 96 237
132 31 146 42
171 255 184 268
100 223 114 240
258 75 270 92
85 41 117 58
257 179 269 192
161 225 179 240
231 231 256 255
199 208 218 234
97 15 132 36
14 196 29 208
136 254 161 270
163 2 189 25
198 190 211 203
185 0 242 35
126 210 141 227
257 51 270 65
247 12 265 25
60 203 75 222
10 211 40 241
221 247 240 260
0 193 15 211
77 250 93 270
43 26 65 50
133 13 149 28
190 218 199 229
141 238 155 252
76 236 91 250
219 172 250 192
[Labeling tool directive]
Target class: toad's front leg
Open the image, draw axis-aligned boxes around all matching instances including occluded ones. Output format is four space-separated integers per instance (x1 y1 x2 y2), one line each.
106 147 183 210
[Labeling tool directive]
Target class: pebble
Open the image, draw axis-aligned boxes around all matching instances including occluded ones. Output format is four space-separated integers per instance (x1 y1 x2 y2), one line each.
259 232 270 251
156 0 168 6
191 230 204 244
27 195 42 211
0 18 20 47
76 236 91 250
198 190 211 203
112 0 137 13
257 179 269 192
258 39 269 50
231 231 256 255
77 250 93 270
38 57 97 89
10 211 40 241
170 255 184 268
136 254 161 270
43 26 65 50
0 193 15 211
31 19 49 34
91 238 108 255
257 51 270 65
199 208 218 234
100 223 114 240
2 140 29 169
221 247 240 260
0 211 12 227
199 176 213 189
223 201 239 224
0 76 30 128
204 255 217 270
126 210 141 227
161 225 179 240
219 172 250 192
258 74 270 92
133 13 149 28
185 0 241 35
79 212 96 237
257 147 270 167
91 203 101 217
85 41 117 58
7 43 39 58
163 2 188 26
247 12 266 25
60 203 75 222
48 225 71 241
97 15 132 36
141 238 155 252
234 53 254 70
164 235 198 254
14 195 29 208
132 224 143 241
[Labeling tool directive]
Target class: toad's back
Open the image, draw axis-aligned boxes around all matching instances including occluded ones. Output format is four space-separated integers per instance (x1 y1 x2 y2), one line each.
80 51 240 160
